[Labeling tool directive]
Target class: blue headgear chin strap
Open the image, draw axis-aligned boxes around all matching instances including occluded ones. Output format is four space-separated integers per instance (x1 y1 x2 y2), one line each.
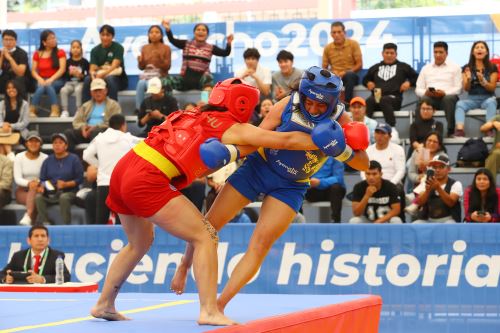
298 66 343 122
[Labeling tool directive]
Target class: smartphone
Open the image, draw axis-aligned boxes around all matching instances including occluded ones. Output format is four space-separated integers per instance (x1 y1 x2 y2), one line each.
428 87 436 92
10 271 30 282
426 168 435 179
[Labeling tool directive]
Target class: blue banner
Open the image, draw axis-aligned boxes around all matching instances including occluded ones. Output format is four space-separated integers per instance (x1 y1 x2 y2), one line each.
1 224 499 333
8 14 500 86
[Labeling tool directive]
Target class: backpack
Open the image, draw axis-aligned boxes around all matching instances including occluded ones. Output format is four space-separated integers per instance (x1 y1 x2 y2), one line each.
456 138 489 167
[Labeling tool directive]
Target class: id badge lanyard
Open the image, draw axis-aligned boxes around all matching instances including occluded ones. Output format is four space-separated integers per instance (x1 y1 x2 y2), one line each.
23 248 49 275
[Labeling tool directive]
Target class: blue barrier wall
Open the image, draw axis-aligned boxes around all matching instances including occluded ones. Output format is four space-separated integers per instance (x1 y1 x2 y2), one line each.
8 14 500 88
0 224 499 333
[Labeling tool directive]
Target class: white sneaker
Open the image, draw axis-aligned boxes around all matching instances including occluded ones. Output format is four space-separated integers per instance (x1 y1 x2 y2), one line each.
60 110 70 118
405 203 419 216
19 213 31 226
390 127 400 144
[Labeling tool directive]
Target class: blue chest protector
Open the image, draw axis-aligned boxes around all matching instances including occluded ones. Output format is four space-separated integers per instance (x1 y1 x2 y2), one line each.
259 92 344 181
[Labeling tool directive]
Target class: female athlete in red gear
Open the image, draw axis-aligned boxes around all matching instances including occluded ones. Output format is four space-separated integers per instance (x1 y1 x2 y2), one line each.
90 78 325 326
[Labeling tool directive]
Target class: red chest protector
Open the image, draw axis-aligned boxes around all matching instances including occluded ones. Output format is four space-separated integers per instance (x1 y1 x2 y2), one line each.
146 108 235 189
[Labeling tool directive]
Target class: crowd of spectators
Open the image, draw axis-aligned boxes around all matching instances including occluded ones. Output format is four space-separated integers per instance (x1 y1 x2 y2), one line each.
0 20 499 225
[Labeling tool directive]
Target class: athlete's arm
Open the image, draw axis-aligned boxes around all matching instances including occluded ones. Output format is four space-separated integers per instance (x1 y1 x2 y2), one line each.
336 108 369 171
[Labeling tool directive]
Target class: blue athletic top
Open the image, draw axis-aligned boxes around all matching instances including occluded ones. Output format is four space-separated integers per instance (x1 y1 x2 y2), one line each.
259 92 344 181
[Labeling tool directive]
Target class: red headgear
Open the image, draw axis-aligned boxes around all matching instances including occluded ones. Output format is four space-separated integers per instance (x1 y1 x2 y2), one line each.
208 78 260 123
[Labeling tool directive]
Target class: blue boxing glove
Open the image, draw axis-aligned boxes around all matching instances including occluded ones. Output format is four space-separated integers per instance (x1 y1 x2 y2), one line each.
311 119 354 162
199 138 240 169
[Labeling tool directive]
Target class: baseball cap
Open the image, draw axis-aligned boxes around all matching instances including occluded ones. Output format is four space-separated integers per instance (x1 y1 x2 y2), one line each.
428 154 450 166
90 78 107 91
51 133 68 144
350 96 366 106
375 123 392 134
147 77 162 94
26 131 42 142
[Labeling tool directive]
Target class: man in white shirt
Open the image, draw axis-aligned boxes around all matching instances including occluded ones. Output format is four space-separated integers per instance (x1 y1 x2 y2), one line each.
235 48 272 98
362 123 406 220
415 41 462 137
82 114 142 224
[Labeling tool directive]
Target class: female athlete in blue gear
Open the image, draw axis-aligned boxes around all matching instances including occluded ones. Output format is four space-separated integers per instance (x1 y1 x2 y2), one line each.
170 66 370 312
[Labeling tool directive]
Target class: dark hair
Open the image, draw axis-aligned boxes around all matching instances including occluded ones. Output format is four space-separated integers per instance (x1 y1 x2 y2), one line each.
383 43 397 51
2 29 17 40
331 21 345 31
423 130 447 154
418 99 435 111
276 50 294 62
4 80 24 114
433 41 448 52
467 41 494 72
29 225 49 238
109 114 126 129
148 25 164 44
183 102 197 109
368 160 382 172
469 168 498 215
193 23 209 36
38 29 60 70
243 48 260 60
69 40 82 59
99 24 115 37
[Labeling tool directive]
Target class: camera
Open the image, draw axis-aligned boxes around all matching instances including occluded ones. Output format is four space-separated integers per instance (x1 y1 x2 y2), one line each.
426 168 435 179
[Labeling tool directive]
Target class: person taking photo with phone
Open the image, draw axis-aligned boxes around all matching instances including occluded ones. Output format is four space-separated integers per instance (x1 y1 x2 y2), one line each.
411 155 463 223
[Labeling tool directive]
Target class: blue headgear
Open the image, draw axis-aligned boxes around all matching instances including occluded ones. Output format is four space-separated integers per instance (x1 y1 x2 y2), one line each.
298 66 343 122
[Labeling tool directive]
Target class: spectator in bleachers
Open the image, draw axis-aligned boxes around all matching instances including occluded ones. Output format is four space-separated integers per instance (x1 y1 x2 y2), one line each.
349 97 377 144
406 131 447 191
0 145 13 214
30 30 67 118
305 157 345 223
0 30 32 99
83 114 142 224
482 115 500 175
363 122 406 220
363 43 418 131
13 131 47 226
415 41 462 137
235 48 272 98
162 20 233 91
35 133 83 225
137 77 178 137
82 24 128 103
464 168 500 222
252 98 273 126
454 41 498 137
350 160 402 224
183 102 197 111
59 40 89 118
135 25 171 111
272 50 303 101
0 80 29 155
408 100 444 157
65 78 122 152
412 155 462 223
322 21 362 104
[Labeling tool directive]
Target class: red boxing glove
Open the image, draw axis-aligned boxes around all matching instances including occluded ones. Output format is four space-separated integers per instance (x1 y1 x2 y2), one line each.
342 122 370 150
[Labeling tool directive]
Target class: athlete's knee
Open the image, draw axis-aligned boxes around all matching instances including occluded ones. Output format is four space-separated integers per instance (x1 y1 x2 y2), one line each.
201 217 219 245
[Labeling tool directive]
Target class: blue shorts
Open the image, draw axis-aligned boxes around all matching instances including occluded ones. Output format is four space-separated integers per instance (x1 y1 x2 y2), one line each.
227 153 309 212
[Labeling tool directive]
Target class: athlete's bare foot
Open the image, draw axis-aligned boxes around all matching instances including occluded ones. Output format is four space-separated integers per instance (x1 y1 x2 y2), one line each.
170 265 189 295
91 306 130 321
198 311 237 326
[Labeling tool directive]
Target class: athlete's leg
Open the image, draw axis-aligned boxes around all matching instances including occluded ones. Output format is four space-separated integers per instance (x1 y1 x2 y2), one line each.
171 183 250 294
217 195 296 312
91 214 154 321
149 195 235 326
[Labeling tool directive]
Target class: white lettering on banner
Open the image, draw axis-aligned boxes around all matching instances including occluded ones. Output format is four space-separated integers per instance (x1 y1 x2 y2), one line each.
277 240 500 288
366 20 394 48
281 23 308 57
254 32 280 57
6 238 498 288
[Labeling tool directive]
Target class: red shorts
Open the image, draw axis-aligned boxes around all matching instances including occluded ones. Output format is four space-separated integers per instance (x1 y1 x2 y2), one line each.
106 149 181 218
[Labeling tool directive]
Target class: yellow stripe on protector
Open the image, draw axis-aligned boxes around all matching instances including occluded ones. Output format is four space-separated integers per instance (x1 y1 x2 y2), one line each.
133 141 181 179
0 300 196 333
